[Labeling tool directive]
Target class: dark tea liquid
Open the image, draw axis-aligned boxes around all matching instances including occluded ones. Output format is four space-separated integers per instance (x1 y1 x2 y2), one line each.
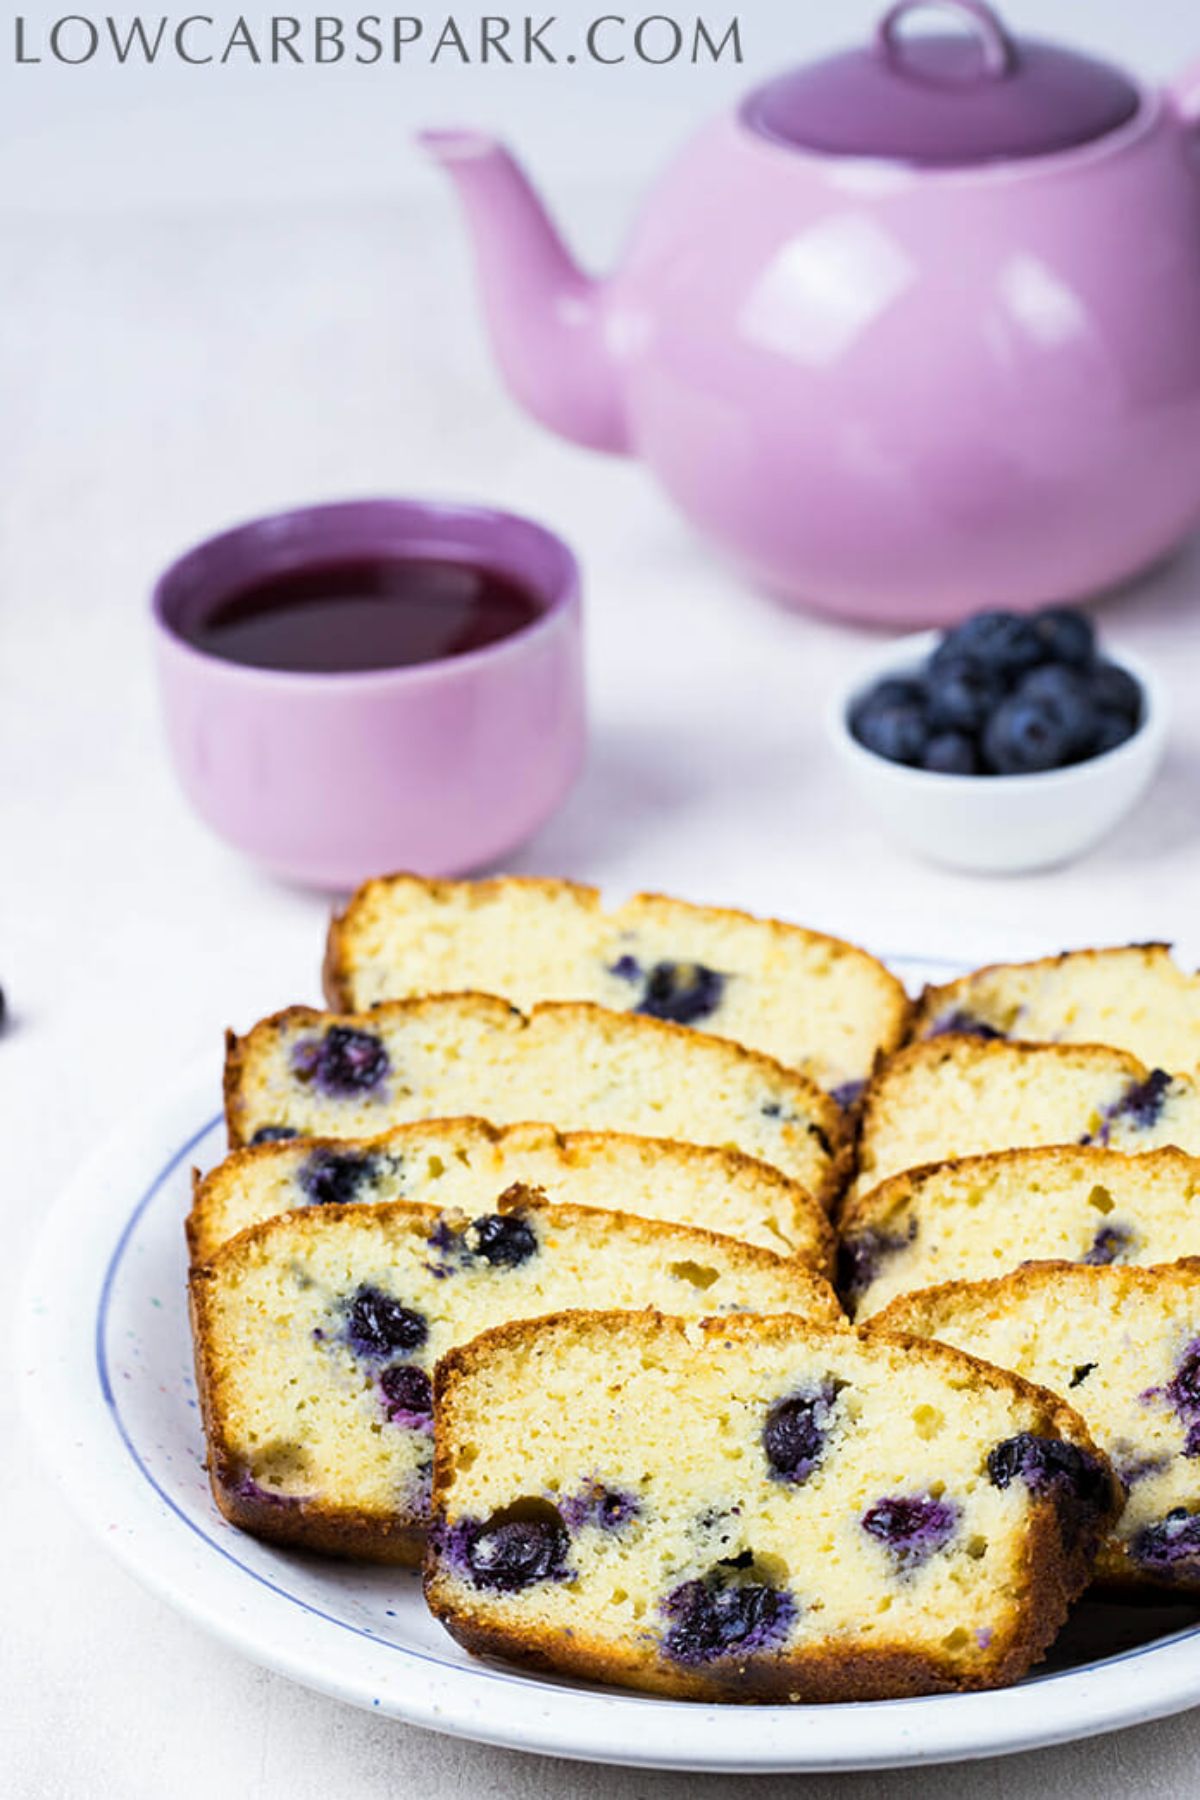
186 557 544 673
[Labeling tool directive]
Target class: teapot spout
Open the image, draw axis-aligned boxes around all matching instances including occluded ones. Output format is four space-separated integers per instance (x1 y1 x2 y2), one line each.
420 130 629 454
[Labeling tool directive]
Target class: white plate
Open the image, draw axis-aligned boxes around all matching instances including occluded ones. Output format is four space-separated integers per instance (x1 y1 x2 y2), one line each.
17 950 1200 1771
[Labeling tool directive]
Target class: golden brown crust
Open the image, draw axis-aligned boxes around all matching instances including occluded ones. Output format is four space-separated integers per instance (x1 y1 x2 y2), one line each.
322 872 913 1072
188 1115 836 1274
429 1612 1011 1703
911 944 1178 1041
426 1311 1118 1701
221 997 851 1209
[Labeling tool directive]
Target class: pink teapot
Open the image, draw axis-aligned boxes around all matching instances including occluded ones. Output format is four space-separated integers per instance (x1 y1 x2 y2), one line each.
423 0 1200 625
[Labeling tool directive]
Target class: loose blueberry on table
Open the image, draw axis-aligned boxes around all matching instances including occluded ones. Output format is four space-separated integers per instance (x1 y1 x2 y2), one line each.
850 607 1143 777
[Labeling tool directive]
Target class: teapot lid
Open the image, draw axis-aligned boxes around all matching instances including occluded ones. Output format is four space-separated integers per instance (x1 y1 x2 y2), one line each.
742 0 1141 167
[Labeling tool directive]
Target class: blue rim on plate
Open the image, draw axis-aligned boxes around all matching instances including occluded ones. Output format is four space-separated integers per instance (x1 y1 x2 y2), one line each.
20 947 1200 1769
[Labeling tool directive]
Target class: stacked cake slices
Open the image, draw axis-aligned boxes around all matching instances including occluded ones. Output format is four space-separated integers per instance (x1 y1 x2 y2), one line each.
189 880 1200 1701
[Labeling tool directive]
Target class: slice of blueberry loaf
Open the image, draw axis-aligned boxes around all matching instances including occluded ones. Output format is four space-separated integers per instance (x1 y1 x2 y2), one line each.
425 1311 1117 1702
841 1146 1200 1320
852 1038 1200 1203
914 945 1200 1076
190 1190 841 1562
872 1263 1200 1591
189 1117 833 1272
323 874 910 1104
223 997 848 1206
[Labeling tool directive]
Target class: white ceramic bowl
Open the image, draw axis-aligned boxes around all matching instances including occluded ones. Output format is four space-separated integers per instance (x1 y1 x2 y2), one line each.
828 632 1168 874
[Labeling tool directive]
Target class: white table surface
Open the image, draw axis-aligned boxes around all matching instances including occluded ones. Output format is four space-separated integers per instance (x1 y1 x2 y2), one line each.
7 188 1200 1798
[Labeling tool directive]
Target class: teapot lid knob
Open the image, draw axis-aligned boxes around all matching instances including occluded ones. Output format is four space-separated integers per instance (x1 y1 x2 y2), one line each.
741 0 1141 167
875 0 1016 81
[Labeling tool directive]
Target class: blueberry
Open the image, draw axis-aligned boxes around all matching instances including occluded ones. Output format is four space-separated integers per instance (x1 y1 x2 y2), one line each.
1085 1071 1174 1147
986 1432 1113 1545
1088 661 1142 723
469 1212 538 1268
424 1216 461 1278
635 961 726 1027
298 1149 375 1208
922 731 979 775
1083 1223 1131 1266
836 1220 917 1310
1033 608 1097 669
292 1026 389 1098
1168 1341 1200 1412
250 1124 299 1145
609 953 642 983
1164 1338 1200 1455
1132 1508 1200 1577
925 658 1003 734
987 1433 1106 1502
850 676 927 726
1014 664 1098 759
379 1363 433 1423
560 1481 641 1533
928 1010 1004 1041
1092 710 1137 756
1113 1448 1170 1487
861 1494 959 1567
344 1285 427 1358
660 1573 796 1664
934 611 1044 680
982 696 1074 775
763 1383 840 1483
460 1500 570 1591
830 1079 866 1112
852 701 930 767
1115 1069 1173 1131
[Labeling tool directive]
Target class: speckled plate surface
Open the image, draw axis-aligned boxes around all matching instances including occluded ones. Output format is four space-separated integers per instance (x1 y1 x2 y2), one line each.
18 951 1200 1770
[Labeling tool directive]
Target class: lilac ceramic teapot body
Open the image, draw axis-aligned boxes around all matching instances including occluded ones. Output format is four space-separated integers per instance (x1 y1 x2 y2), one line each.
424 0 1200 624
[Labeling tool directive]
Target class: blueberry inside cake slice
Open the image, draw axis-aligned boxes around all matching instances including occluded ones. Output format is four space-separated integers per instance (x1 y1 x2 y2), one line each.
323 874 910 1102
914 945 1200 1077
189 1116 834 1271
840 1145 1200 1320
852 1038 1200 1202
871 1263 1200 1591
425 1311 1117 1701
223 995 848 1206
189 1189 841 1562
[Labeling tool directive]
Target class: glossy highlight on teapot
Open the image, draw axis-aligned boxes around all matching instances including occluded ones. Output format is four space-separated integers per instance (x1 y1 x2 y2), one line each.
182 556 544 674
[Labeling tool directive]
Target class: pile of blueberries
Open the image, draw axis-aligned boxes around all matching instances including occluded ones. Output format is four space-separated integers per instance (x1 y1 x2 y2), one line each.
849 607 1143 776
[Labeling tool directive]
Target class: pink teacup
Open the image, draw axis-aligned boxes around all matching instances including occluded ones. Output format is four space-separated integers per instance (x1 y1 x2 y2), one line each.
151 499 585 888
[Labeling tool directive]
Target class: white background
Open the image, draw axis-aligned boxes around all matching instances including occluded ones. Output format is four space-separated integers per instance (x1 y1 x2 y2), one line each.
8 2 1200 1795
